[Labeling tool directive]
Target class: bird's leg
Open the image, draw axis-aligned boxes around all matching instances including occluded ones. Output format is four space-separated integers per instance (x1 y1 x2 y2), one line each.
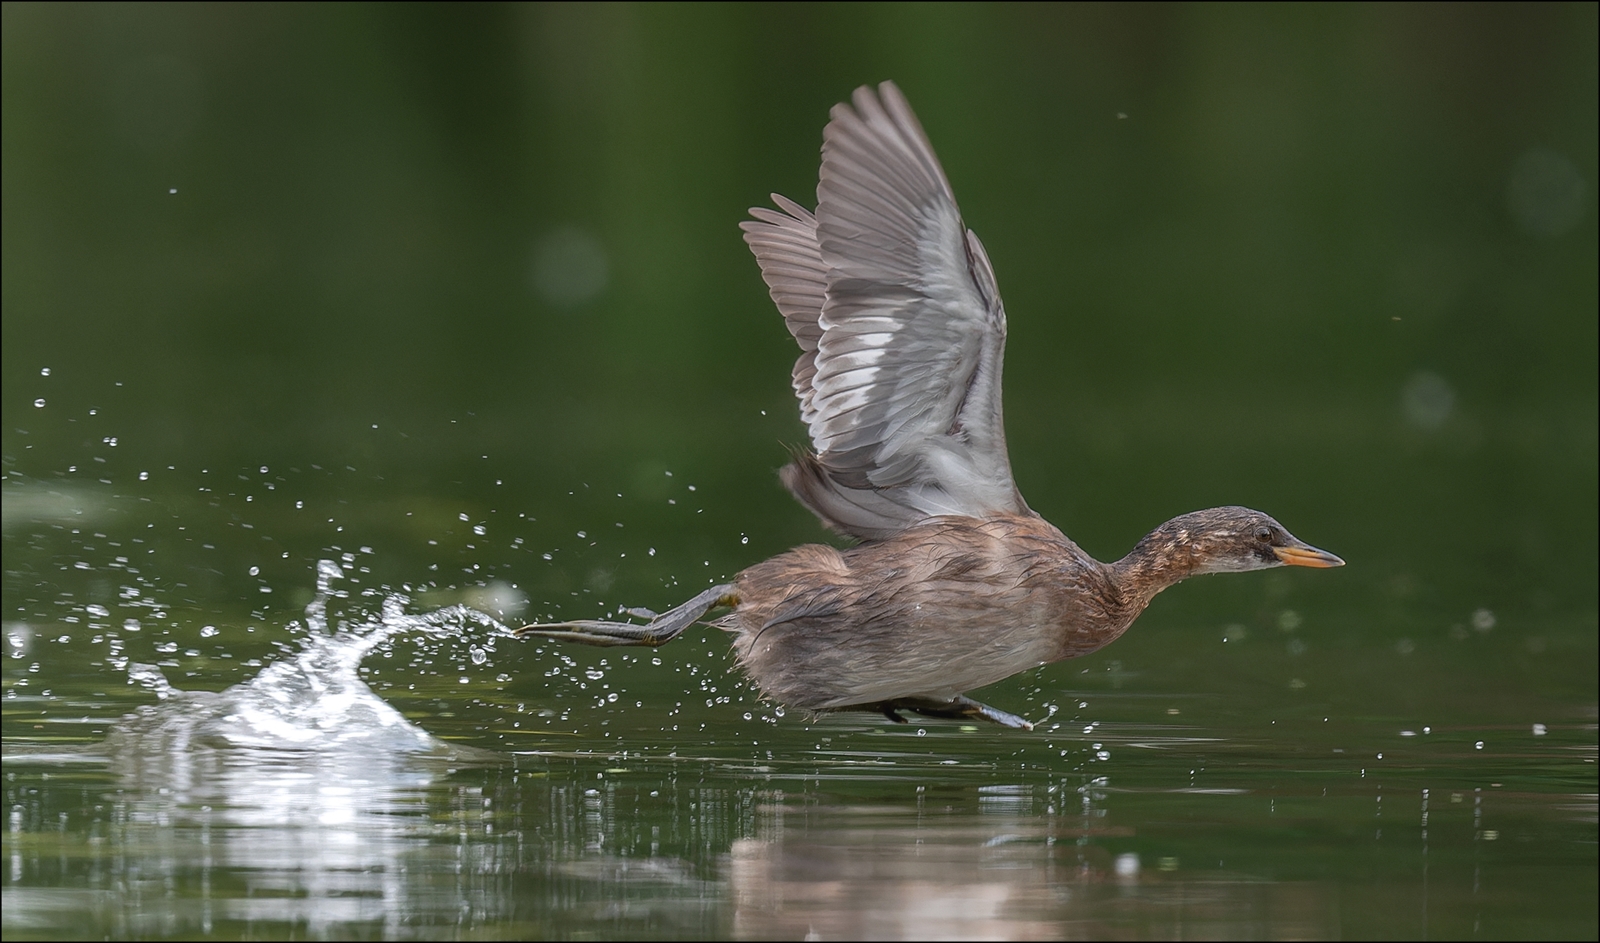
876 695 1034 731
516 584 737 648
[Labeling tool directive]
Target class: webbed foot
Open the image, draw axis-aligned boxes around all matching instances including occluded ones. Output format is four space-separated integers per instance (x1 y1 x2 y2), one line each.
868 694 1033 730
516 584 736 648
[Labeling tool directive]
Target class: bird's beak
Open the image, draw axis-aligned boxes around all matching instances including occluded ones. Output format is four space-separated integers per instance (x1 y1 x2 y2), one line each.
1274 544 1345 568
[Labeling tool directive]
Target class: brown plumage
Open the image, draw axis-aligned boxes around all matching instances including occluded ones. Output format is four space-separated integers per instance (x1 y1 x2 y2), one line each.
517 82 1342 730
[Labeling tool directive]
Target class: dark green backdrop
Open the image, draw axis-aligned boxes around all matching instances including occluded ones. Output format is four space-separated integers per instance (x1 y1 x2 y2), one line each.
6 3 1595 622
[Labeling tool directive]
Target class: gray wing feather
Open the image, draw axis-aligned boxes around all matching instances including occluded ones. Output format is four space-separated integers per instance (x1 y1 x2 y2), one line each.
741 195 827 426
743 81 1030 540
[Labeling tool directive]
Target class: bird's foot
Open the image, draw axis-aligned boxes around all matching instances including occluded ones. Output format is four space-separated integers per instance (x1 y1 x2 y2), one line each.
515 619 673 647
869 695 1033 731
516 584 736 649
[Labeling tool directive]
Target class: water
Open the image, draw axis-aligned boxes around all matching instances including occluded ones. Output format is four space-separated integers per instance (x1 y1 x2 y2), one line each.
4 4 1595 939
3 524 1593 938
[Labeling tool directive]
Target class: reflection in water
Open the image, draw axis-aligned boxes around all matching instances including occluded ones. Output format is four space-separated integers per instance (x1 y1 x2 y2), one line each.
87 746 504 937
6 707 1592 939
728 813 1336 940
5 560 519 936
720 777 1338 939
2 560 1591 938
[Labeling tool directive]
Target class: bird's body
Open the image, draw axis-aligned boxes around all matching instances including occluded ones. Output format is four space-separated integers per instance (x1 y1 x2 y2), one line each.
727 515 1110 713
519 82 1342 729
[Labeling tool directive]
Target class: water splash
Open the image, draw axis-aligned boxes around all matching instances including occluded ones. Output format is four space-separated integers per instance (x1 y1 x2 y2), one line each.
116 560 510 756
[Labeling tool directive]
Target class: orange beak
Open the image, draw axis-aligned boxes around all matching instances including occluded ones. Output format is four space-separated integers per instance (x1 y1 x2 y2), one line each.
1274 544 1345 568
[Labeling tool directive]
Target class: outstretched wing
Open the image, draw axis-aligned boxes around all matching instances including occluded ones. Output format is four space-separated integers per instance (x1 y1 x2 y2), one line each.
740 81 1030 540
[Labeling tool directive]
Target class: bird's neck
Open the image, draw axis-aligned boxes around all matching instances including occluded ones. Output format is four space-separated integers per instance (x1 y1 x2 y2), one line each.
1108 520 1207 609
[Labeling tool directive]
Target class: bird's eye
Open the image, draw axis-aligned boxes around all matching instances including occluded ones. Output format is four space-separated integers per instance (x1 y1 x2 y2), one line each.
1255 527 1273 543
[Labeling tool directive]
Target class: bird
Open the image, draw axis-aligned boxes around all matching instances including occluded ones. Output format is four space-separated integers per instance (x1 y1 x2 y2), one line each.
517 81 1343 730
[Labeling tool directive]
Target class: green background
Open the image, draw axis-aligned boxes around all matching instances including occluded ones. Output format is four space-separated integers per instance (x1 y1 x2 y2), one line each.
6 2 1595 702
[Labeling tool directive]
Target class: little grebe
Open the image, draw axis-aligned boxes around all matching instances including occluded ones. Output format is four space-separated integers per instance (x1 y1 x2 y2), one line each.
518 82 1342 730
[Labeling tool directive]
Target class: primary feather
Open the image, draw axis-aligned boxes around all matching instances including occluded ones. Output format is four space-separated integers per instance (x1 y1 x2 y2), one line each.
740 81 1030 540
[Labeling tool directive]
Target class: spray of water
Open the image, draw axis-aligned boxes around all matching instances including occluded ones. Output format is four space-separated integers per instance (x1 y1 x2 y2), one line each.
121 559 512 754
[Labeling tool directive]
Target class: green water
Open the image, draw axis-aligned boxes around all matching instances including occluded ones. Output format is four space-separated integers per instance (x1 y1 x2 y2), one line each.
3 4 1595 940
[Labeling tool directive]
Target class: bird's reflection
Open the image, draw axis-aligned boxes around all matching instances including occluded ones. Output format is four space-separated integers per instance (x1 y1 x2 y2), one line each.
726 793 1337 940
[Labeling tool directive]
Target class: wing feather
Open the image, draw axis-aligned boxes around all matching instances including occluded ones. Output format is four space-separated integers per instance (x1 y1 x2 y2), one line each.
743 82 1031 540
